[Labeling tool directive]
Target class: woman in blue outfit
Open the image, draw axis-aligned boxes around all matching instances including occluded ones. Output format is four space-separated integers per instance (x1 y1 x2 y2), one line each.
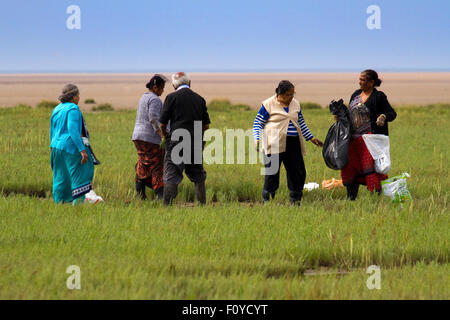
50 84 94 204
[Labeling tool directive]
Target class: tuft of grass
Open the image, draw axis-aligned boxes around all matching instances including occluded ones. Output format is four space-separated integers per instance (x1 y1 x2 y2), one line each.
207 99 251 112
36 100 59 109
207 99 232 111
14 103 32 109
92 103 114 112
85 98 96 104
301 102 322 109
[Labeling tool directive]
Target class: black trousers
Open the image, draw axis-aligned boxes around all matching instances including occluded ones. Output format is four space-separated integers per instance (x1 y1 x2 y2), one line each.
263 136 306 202
163 140 207 185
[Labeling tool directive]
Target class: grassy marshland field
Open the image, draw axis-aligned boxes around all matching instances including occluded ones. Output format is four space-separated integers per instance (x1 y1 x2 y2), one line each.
0 101 448 299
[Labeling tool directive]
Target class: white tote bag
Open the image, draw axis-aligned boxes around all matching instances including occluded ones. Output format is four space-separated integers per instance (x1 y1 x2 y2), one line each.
362 134 391 174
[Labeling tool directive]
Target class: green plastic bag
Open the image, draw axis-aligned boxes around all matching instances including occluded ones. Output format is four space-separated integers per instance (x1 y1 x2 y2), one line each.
381 172 411 206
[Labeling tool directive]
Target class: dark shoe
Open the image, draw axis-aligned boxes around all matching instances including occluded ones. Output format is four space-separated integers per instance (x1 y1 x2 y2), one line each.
194 181 206 205
135 180 147 200
370 189 382 196
154 187 164 201
290 200 301 206
289 190 302 204
262 190 270 204
163 184 178 206
262 190 275 204
346 183 359 201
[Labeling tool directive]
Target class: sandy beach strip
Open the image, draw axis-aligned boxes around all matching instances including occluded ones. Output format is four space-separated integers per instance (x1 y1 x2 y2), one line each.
1 72 449 110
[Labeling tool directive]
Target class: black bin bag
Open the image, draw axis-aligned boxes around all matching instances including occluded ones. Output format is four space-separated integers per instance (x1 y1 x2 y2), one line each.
322 99 351 170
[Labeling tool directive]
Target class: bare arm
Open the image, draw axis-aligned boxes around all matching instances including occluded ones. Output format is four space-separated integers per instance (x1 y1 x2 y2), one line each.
160 123 169 138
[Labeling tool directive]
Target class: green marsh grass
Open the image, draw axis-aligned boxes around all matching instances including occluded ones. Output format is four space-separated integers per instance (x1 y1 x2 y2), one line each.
0 102 448 299
301 102 322 109
92 103 114 112
36 100 59 109
84 98 96 104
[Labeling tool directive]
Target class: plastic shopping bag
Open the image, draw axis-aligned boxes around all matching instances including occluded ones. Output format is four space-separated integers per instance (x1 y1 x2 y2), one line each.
381 172 411 206
85 190 104 204
362 134 391 174
304 182 320 191
321 178 343 190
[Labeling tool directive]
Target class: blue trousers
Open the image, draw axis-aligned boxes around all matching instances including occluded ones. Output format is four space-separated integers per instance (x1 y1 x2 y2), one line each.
51 148 94 204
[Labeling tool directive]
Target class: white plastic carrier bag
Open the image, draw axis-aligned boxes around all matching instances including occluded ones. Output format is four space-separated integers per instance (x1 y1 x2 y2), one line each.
85 190 104 204
381 172 411 206
362 134 391 174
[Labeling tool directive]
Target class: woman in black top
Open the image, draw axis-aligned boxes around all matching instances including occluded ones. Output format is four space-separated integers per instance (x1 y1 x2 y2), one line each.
340 69 397 200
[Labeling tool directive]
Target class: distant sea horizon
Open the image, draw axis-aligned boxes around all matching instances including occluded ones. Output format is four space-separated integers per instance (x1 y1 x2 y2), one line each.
1 68 450 74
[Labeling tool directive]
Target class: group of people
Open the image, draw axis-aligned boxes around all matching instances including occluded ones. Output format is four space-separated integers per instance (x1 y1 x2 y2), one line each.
132 72 210 206
49 69 396 206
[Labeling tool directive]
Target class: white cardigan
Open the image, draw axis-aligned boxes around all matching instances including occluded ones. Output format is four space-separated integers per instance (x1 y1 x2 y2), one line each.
260 95 306 156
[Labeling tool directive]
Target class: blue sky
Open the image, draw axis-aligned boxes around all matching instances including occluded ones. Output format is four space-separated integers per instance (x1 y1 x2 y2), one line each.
0 0 449 72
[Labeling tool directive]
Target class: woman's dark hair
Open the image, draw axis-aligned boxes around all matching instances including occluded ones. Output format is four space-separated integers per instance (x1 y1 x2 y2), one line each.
275 80 295 95
362 69 382 87
146 74 166 90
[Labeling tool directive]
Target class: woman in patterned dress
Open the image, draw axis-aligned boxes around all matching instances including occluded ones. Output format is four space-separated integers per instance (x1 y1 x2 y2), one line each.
339 70 397 200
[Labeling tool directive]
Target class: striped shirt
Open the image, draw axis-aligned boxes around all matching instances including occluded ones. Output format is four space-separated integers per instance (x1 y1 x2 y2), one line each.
253 105 314 141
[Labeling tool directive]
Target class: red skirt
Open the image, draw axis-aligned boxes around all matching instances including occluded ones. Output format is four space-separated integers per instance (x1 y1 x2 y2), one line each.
133 140 165 191
340 135 387 192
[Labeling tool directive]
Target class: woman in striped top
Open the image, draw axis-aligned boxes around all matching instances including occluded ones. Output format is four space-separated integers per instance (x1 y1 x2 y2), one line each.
253 80 323 205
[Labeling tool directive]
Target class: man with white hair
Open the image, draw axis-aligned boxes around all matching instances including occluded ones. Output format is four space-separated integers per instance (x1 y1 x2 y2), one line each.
159 72 211 206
